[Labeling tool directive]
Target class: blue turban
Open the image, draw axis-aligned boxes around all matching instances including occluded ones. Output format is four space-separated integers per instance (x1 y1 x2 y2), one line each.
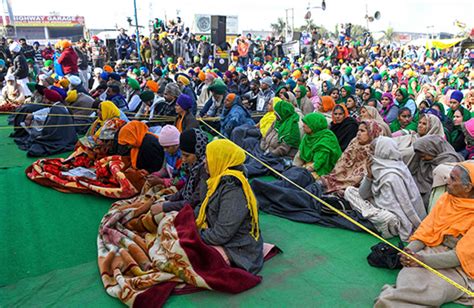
176 94 193 110
450 90 464 103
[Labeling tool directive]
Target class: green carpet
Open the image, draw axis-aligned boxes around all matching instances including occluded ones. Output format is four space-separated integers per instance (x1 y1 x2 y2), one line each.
0 115 461 307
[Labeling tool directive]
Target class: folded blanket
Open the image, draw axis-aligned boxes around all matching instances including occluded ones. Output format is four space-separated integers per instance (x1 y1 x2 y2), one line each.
98 205 279 307
26 154 145 199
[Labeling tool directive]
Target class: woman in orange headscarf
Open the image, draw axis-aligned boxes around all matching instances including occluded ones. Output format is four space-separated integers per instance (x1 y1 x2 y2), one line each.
375 161 474 307
318 96 336 124
118 121 164 173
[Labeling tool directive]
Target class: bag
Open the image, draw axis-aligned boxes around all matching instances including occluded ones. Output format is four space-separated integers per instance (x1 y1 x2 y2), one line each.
367 242 404 269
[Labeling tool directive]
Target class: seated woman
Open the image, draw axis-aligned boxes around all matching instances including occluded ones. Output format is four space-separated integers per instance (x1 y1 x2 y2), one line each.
307 83 321 110
375 162 474 307
395 113 446 163
260 100 301 157
395 88 416 117
320 120 382 196
345 94 360 119
118 121 165 174
293 113 342 178
256 97 277 138
329 88 341 104
194 139 264 274
143 125 187 192
318 96 336 124
448 109 469 157
220 93 255 138
344 137 427 241
330 104 359 152
379 92 398 124
174 93 199 133
75 100 128 158
390 107 418 136
339 85 353 104
408 135 464 207
294 85 314 115
0 74 25 111
64 89 95 134
359 105 392 136
462 118 474 159
14 88 78 157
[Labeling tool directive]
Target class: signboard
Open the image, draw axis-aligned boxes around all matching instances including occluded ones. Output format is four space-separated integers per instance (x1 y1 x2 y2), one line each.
282 40 300 57
194 14 238 35
0 15 85 27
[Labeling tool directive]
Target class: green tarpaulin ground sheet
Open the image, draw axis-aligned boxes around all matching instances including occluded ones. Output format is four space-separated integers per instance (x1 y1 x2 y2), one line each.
0 115 462 307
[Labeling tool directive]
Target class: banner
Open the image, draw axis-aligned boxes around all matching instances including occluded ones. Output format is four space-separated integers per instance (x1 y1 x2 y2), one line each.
0 15 85 27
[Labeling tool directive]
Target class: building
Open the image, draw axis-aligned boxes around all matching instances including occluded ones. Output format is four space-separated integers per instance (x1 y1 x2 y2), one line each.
0 15 86 44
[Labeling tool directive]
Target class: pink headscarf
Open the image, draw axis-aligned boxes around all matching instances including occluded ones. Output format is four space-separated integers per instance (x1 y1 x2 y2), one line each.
307 83 321 110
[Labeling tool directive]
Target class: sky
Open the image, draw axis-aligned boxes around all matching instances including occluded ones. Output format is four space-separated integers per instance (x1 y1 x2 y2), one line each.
8 0 473 35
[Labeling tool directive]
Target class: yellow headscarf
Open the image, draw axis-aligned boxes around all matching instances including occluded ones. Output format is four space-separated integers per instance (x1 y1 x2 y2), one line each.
65 90 78 103
90 101 121 137
259 97 279 137
196 139 260 240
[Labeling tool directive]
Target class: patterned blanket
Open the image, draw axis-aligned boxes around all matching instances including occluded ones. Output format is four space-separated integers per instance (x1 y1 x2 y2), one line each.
26 153 146 199
98 205 279 307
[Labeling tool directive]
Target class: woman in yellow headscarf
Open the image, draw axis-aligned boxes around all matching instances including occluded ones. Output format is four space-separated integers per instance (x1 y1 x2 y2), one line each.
74 101 128 159
256 97 278 137
196 139 264 274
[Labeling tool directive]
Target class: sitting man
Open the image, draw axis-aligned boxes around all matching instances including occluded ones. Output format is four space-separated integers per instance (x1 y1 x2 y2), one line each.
375 162 474 307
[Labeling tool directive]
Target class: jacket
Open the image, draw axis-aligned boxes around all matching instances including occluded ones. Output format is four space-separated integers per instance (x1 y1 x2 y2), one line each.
57 47 79 75
198 175 264 274
220 102 255 138
174 112 199 132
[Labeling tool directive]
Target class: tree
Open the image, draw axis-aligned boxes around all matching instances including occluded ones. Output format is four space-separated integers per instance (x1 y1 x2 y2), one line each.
350 24 369 41
270 18 289 37
383 26 395 43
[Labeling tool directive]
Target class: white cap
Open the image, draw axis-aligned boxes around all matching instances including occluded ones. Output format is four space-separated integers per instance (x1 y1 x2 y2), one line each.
5 74 15 81
9 41 21 53
67 75 82 86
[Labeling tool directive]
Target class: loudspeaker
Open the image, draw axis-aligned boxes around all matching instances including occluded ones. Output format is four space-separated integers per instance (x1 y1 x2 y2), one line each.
214 57 229 72
211 15 226 46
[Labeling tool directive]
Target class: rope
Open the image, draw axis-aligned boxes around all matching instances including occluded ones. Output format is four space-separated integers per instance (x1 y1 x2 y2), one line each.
198 118 474 297
0 123 92 130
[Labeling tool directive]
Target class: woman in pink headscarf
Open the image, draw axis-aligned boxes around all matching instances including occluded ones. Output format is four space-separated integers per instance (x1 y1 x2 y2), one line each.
307 83 321 110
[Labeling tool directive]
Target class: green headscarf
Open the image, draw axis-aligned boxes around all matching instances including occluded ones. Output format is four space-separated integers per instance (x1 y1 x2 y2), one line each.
447 106 471 122
295 85 308 108
299 113 342 176
274 100 301 148
396 88 409 106
432 101 446 115
208 79 227 95
342 85 353 98
407 77 420 96
128 78 140 91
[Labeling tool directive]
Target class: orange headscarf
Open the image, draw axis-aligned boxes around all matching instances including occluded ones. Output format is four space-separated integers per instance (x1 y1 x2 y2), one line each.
331 104 349 123
146 80 159 93
118 121 158 168
410 161 474 278
320 96 336 112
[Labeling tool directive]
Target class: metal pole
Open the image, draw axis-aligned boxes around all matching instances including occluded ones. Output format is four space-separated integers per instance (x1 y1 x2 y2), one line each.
133 0 141 62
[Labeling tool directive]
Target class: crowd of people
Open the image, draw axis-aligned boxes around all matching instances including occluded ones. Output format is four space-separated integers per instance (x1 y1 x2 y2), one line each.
1 16 473 306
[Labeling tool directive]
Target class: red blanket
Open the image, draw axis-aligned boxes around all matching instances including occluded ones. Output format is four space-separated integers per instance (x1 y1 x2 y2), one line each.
26 154 145 199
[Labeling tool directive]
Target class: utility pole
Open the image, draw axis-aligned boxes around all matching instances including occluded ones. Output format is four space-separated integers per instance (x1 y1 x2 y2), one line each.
133 0 141 62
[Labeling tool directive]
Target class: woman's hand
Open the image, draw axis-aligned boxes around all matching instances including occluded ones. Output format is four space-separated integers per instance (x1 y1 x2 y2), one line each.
151 202 164 215
400 248 423 267
146 175 163 186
